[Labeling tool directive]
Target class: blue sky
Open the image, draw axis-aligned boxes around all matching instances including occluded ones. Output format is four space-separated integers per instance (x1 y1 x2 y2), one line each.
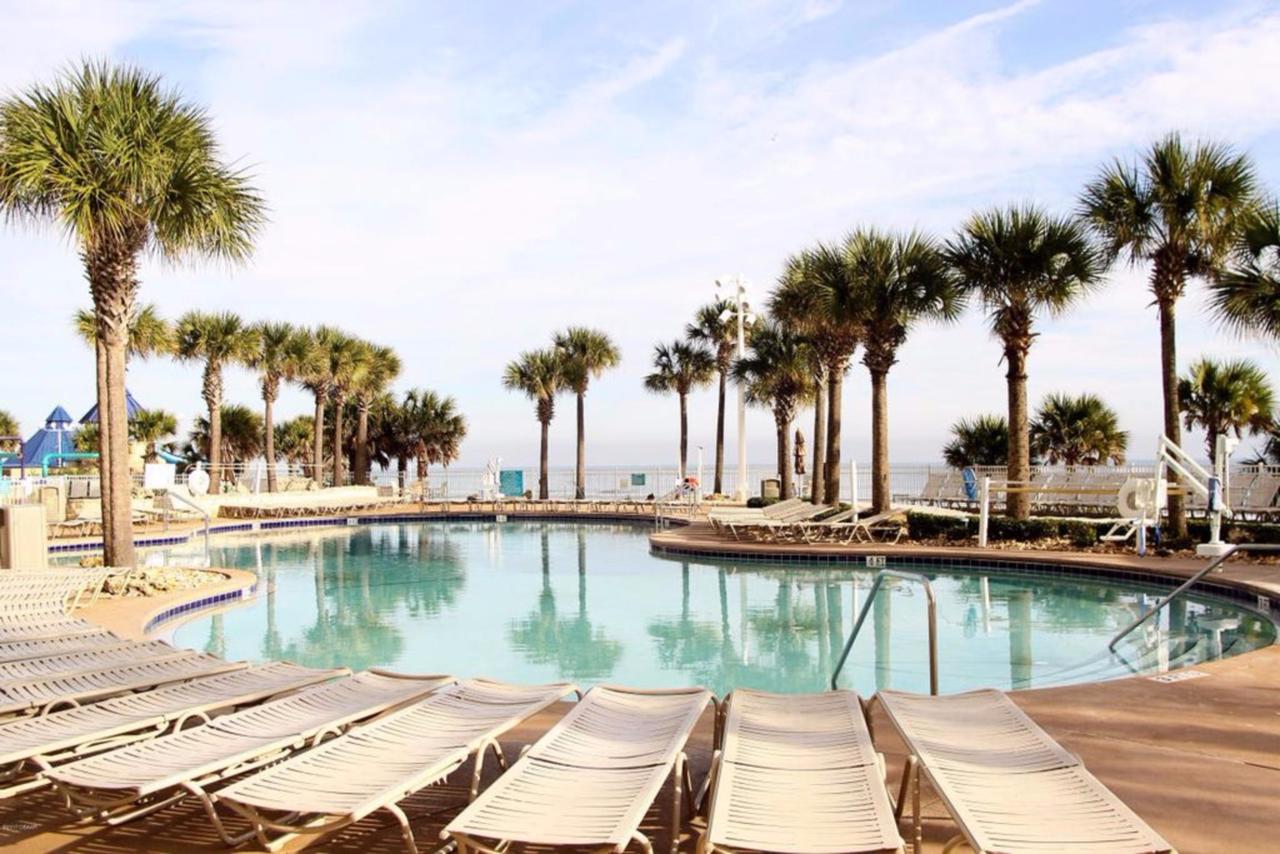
2 0 1278 467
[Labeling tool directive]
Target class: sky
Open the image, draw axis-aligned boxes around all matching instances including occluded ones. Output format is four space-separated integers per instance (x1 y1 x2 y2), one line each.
1 0 1278 468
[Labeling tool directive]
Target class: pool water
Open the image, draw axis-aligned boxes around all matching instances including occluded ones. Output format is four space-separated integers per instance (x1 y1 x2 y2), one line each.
170 521 1275 696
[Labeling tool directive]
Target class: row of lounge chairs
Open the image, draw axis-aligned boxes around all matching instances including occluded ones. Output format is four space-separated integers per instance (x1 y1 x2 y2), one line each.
709 499 905 545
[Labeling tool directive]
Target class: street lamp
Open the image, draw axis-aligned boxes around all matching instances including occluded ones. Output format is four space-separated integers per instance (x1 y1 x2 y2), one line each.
716 274 756 502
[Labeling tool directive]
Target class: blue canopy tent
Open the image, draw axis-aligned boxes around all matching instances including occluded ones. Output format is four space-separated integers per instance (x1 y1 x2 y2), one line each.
79 389 144 424
3 406 76 470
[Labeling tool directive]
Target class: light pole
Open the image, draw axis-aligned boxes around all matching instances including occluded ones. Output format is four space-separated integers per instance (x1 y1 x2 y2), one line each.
717 275 755 503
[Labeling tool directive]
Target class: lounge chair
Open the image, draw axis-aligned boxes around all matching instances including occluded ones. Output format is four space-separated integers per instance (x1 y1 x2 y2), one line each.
701 688 903 853
43 669 454 834
0 630 125 664
877 688 1174 853
218 678 576 852
0 651 245 718
849 511 905 545
0 639 187 683
445 684 713 854
725 503 830 541
0 661 342 799
0 613 109 644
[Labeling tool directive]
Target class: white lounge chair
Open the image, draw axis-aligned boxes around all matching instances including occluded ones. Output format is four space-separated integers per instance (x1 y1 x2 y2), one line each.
0 640 188 683
0 630 124 664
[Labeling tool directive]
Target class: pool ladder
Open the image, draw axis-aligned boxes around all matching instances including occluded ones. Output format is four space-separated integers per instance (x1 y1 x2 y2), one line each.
830 569 939 694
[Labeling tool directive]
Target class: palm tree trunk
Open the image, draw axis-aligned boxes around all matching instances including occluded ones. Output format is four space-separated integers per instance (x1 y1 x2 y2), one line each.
263 383 277 493
1006 346 1031 520
776 411 793 499
311 391 325 486
102 329 134 568
92 334 114 557
870 367 890 513
824 367 844 504
811 370 826 504
575 392 586 500
397 455 408 491
539 418 550 500
714 368 727 494
332 394 345 487
203 364 223 487
354 403 370 486
678 392 689 480
1158 296 1187 538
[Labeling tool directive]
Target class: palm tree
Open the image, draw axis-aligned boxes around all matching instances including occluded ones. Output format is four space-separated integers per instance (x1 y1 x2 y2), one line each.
190 404 263 467
0 410 19 452
841 228 961 512
0 62 263 567
1030 393 1128 466
325 334 370 487
351 344 400 486
291 327 331 485
130 409 177 463
245 322 299 492
1209 203 1280 343
274 416 315 466
687 301 738 495
503 350 565 499
942 415 1009 467
731 321 814 499
553 327 620 499
175 311 256 486
770 248 860 503
1080 133 1259 536
947 204 1104 519
402 389 467 489
1178 358 1276 464
643 341 715 480
1250 423 1280 466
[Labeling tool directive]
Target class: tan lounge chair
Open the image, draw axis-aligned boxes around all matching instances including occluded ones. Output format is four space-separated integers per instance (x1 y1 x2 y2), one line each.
702 689 903 853
218 678 576 852
0 640 188 683
0 630 125 664
877 688 1175 853
445 684 713 854
0 613 104 644
726 504 830 541
849 511 905 545
0 651 245 718
0 661 342 799
43 669 453 836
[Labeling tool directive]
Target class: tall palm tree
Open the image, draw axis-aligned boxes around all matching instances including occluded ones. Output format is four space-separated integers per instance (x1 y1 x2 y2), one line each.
324 335 370 488
1209 203 1280 343
351 344 400 486
687 301 738 495
553 327 620 499
291 327 332 484
1030 393 1128 466
1178 358 1276 464
1080 133 1258 536
731 321 814 499
130 409 177 463
644 341 715 480
947 204 1104 519
841 228 961 512
245 322 298 492
0 62 263 567
175 311 256 486
503 350 564 499
942 415 1009 467
770 248 860 504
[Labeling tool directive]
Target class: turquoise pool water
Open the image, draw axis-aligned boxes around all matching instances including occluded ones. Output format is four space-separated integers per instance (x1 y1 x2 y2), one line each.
170 521 1275 695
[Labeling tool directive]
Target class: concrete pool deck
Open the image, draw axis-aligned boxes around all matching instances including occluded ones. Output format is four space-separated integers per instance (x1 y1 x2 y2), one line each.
5 518 1278 851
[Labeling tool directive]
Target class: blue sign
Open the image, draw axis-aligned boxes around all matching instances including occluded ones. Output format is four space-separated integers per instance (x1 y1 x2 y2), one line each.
499 469 525 497
630 473 646 486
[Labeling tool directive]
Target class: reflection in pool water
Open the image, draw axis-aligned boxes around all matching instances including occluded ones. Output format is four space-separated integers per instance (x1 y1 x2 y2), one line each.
171 522 1276 695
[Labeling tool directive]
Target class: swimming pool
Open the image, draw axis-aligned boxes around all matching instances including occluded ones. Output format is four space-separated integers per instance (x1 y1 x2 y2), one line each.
169 520 1275 695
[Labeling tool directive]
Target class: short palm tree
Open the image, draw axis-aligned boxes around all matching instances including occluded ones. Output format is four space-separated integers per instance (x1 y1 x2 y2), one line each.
1178 358 1276 464
0 62 263 567
403 389 467 488
503 350 565 499
947 204 1104 519
175 311 257 486
245 322 299 492
274 416 315 467
731 321 814 499
942 415 1009 467
553 327 620 499
841 228 962 511
351 344 400 486
686 301 738 495
190 404 263 467
644 341 716 480
1080 133 1258 535
1209 203 1280 343
1030 393 1128 466
0 410 19 452
1251 423 1280 466
325 335 371 487
130 409 178 463
770 247 860 503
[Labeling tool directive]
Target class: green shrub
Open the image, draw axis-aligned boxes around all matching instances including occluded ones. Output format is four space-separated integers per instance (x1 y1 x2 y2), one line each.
1060 520 1099 548
906 511 970 540
988 517 1058 541
1187 520 1280 545
746 496 779 509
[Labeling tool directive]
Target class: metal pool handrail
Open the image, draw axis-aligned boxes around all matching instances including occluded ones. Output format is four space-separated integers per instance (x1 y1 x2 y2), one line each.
830 569 938 694
1108 543 1280 653
161 488 211 565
